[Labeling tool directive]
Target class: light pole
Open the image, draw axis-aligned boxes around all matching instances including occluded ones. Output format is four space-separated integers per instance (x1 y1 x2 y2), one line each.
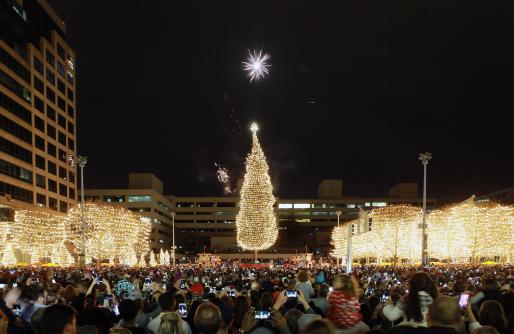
336 210 342 266
346 219 353 274
419 152 431 266
171 211 176 266
77 155 87 266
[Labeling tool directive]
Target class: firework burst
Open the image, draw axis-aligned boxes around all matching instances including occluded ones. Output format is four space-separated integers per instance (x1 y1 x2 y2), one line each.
242 49 271 82
215 162 233 194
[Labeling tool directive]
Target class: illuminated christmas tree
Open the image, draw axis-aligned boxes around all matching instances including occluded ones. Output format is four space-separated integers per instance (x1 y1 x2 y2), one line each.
236 123 278 250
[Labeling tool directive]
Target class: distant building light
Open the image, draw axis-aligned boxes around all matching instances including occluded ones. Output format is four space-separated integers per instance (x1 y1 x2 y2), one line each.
128 195 152 203
278 203 293 209
365 202 371 207
294 203 311 209
372 202 387 207
347 204 356 208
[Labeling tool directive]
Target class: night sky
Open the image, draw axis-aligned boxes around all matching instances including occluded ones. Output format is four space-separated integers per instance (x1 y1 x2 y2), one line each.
47 0 512 199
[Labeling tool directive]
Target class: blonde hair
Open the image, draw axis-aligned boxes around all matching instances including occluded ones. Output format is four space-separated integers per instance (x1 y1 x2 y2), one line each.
158 312 184 334
332 274 359 297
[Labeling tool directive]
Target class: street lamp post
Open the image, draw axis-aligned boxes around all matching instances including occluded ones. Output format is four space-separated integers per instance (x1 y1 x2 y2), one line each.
336 210 342 266
77 155 87 266
346 219 353 274
171 211 176 266
419 152 432 266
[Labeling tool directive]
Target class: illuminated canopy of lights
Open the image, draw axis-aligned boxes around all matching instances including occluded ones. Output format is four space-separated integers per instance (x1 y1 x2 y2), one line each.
242 49 271 82
334 201 513 263
370 205 423 263
427 197 514 261
66 203 150 264
236 123 278 250
13 210 66 262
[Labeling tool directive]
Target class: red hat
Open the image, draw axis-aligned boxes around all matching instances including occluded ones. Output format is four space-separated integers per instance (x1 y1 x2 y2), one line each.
190 283 204 296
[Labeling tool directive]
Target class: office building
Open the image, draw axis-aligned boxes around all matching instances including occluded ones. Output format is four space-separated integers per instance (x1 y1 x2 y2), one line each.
167 180 437 252
0 0 77 217
85 173 174 251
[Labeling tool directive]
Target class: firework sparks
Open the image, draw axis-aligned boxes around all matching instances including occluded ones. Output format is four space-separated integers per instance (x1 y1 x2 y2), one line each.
242 49 271 82
215 163 233 194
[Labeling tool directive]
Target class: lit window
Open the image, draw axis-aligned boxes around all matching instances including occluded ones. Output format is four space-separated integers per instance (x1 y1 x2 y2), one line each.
278 203 293 209
128 195 152 202
365 202 371 207
372 202 387 207
294 203 310 209
347 204 356 208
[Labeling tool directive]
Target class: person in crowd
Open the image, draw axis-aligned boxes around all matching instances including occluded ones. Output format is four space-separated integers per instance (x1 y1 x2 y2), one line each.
295 271 314 303
40 304 77 334
327 274 369 333
147 292 191 334
285 309 303 334
470 279 504 310
466 300 508 334
472 326 500 334
390 296 462 334
233 296 249 332
21 288 48 323
117 299 146 334
193 303 221 334
76 325 98 334
311 284 329 317
299 319 334 334
501 283 514 315
382 272 438 327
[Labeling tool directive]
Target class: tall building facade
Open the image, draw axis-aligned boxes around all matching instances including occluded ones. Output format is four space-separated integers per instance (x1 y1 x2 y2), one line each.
0 0 77 214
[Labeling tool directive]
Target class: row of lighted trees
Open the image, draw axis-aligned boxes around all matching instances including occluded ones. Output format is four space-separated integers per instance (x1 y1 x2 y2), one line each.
331 198 514 264
0 203 151 266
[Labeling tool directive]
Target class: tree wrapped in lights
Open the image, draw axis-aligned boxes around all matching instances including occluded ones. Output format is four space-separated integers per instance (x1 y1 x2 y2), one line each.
149 250 157 267
13 210 66 262
428 197 514 262
163 250 170 265
66 203 149 262
236 123 278 250
134 217 152 260
330 224 349 260
0 222 10 261
369 205 423 264
159 249 165 265
352 230 381 260
2 243 17 266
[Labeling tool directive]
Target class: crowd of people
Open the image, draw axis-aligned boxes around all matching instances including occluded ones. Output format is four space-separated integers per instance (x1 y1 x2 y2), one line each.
0 263 513 334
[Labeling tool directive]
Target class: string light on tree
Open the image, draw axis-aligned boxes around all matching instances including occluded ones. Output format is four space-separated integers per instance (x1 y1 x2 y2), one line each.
2 243 16 266
13 210 66 263
66 203 150 264
427 197 514 262
149 250 157 267
369 205 423 264
236 122 278 250
330 224 349 259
